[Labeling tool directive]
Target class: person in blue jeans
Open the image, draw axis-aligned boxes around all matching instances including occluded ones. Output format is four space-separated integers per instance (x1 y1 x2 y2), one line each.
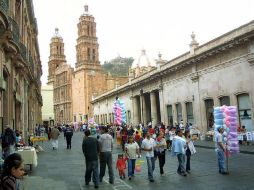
171 127 187 176
215 127 229 175
82 130 100 188
125 136 140 180
141 133 156 182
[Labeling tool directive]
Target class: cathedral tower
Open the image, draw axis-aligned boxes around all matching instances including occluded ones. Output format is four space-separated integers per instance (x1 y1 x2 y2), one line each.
75 4 101 71
47 28 66 85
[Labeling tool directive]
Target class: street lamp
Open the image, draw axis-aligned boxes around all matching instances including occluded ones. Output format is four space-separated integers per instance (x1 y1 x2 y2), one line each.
140 89 143 124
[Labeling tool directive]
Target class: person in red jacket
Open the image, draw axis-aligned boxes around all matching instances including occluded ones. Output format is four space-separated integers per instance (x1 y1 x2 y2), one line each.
116 154 127 179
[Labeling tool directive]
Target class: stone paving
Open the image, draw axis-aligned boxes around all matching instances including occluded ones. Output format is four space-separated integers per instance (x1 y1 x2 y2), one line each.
21 132 254 190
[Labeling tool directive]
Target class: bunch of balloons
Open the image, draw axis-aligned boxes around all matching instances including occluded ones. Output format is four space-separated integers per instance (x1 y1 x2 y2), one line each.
113 97 126 125
214 105 239 155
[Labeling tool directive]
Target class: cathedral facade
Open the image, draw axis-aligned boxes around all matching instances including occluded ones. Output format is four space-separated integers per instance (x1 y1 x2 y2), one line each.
92 21 254 134
48 5 128 124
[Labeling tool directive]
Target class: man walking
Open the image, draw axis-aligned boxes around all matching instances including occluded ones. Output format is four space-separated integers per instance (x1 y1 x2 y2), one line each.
50 126 60 150
82 130 99 188
171 127 187 176
64 124 74 149
141 132 156 182
98 127 114 184
216 126 229 175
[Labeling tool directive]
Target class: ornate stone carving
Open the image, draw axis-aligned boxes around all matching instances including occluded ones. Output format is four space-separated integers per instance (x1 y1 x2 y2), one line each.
190 72 199 82
247 53 254 66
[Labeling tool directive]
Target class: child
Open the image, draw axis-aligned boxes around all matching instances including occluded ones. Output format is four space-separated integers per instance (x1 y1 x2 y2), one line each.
0 153 25 190
116 154 127 179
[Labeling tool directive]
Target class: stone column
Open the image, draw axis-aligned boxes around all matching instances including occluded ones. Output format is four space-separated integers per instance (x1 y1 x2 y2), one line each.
182 102 187 124
133 96 139 125
142 95 148 125
150 91 157 127
172 103 177 125
159 89 166 124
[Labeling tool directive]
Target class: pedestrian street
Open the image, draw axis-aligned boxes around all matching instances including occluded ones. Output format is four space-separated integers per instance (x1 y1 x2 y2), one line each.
21 131 254 190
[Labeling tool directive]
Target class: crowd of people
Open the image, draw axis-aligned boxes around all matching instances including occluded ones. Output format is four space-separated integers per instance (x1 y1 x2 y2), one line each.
80 121 199 188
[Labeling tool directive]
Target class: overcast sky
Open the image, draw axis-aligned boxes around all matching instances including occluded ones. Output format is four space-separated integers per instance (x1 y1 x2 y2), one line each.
33 0 254 84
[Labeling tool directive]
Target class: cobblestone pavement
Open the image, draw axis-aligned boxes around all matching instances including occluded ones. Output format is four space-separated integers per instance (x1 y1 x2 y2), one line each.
22 132 254 190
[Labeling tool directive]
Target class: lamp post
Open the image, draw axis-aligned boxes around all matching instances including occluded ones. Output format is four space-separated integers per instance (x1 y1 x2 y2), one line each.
140 89 143 124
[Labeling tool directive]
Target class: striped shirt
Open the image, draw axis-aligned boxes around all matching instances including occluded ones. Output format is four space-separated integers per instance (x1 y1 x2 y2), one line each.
0 175 16 190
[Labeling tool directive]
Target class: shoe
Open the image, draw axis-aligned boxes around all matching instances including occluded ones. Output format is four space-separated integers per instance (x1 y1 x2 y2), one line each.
120 176 123 179
85 182 89 185
128 177 131 180
221 172 229 175
109 181 114 184
149 179 155 182
182 173 187 176
94 185 99 189
186 170 191 174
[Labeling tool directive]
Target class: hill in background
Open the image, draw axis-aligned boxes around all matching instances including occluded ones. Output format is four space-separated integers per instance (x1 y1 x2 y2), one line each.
102 56 134 77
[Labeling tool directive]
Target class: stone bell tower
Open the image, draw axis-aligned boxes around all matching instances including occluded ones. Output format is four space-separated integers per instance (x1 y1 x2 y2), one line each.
75 4 101 71
47 28 67 85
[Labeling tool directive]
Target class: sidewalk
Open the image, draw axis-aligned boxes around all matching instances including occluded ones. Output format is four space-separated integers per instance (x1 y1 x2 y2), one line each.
194 140 254 154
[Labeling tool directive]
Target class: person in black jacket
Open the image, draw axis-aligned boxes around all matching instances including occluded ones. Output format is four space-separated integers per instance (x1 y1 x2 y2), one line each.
1 125 16 160
64 125 74 149
82 130 99 188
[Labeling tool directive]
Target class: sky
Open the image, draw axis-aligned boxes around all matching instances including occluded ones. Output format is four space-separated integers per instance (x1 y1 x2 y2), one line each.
33 0 254 84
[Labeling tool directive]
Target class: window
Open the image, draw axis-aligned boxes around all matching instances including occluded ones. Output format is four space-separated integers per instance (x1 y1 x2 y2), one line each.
167 105 173 126
176 103 182 124
205 99 214 131
87 48 90 61
219 96 230 106
93 49 96 61
238 94 253 131
186 102 194 124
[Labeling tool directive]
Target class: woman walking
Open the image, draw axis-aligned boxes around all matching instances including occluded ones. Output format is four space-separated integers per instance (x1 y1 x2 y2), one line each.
184 130 193 173
154 130 167 175
125 136 140 180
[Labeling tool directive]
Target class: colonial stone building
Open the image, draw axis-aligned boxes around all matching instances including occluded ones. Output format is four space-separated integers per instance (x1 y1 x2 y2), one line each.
48 5 128 124
0 0 42 137
92 21 254 134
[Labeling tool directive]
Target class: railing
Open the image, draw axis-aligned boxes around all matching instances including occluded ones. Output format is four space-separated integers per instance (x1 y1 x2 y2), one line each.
9 17 20 44
0 0 9 15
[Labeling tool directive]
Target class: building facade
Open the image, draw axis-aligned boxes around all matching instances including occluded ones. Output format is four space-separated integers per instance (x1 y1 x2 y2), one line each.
92 21 254 134
0 0 42 138
48 5 128 124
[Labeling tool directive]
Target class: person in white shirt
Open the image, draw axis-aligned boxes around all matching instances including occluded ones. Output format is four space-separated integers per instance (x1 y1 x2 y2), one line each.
98 127 114 184
125 136 140 180
141 133 156 182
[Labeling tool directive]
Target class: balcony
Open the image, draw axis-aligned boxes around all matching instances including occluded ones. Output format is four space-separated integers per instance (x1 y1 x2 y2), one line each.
0 0 9 15
19 42 27 61
28 53 34 73
8 17 20 45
